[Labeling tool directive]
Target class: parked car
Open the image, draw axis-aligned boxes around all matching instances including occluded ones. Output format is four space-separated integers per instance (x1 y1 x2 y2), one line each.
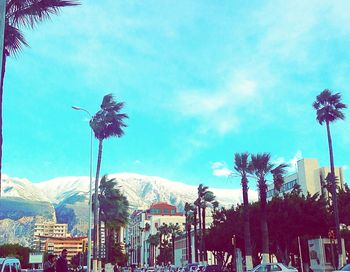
250 263 298 272
183 264 199 272
204 265 222 272
334 264 350 272
0 257 21 272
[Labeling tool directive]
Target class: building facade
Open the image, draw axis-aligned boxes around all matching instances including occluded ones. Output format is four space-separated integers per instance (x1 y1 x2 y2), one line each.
267 158 345 200
126 202 185 267
32 223 69 251
45 236 88 262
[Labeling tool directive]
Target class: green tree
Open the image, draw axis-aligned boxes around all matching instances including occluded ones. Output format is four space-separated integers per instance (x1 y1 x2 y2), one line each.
168 223 181 264
313 89 347 267
338 184 350 226
0 244 31 268
233 152 253 269
0 0 79 197
251 153 287 263
90 94 128 262
99 175 129 263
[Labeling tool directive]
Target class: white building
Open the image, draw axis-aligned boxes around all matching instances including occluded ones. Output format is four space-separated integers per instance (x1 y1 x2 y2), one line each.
267 158 345 200
126 202 185 266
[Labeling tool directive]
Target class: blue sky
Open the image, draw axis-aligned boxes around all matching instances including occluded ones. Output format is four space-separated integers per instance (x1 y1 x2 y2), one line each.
3 0 350 189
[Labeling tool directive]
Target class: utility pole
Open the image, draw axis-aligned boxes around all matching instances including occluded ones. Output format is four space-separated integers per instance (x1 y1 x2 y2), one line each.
0 0 6 198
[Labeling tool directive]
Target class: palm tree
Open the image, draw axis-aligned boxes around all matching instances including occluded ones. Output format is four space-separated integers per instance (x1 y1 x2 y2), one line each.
197 184 208 261
251 153 287 263
184 202 193 263
168 223 181 264
99 175 129 263
192 205 199 263
0 0 79 197
90 94 128 264
271 163 288 193
313 89 347 267
201 190 215 262
233 152 253 270
148 234 160 266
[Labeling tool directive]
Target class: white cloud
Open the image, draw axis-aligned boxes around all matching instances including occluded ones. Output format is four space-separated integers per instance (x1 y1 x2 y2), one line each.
211 162 224 169
213 168 232 177
211 161 232 177
174 73 259 135
273 150 303 173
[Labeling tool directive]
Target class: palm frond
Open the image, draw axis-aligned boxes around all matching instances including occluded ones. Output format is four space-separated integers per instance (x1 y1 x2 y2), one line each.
4 24 29 56
7 0 80 28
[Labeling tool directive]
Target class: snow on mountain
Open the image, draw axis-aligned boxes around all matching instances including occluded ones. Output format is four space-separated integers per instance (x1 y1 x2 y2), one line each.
1 174 49 202
34 176 90 204
33 173 258 209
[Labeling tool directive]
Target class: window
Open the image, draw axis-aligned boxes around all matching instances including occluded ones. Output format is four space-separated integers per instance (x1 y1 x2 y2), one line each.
4 264 11 272
164 209 169 214
270 265 282 271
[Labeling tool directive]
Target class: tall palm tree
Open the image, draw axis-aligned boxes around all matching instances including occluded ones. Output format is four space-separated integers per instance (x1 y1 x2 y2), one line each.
168 223 181 264
192 206 199 263
251 153 287 263
0 0 79 197
184 202 193 263
197 184 208 261
233 152 253 270
313 89 347 267
90 94 128 264
201 191 215 262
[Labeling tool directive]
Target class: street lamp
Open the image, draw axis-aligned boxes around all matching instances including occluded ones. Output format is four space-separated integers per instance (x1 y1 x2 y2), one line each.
72 106 93 272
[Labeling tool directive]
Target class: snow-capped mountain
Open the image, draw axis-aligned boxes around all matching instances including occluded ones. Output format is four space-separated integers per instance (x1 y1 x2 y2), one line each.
33 173 258 210
0 173 258 247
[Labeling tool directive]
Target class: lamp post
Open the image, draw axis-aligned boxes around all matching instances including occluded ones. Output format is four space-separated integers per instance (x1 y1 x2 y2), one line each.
72 106 93 272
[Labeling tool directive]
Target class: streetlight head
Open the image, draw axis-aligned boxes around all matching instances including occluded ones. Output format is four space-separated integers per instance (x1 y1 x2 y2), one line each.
72 106 81 110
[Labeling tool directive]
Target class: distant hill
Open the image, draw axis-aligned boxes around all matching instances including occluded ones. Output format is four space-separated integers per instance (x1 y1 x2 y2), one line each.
0 173 258 247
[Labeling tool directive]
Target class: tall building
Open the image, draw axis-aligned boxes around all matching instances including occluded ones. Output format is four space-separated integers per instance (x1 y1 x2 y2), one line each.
32 223 69 251
126 202 185 266
267 158 345 200
45 236 88 262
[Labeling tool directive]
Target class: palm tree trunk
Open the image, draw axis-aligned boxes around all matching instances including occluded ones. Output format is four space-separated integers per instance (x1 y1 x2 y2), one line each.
242 179 253 270
0 52 7 197
198 204 202 262
202 207 207 262
194 210 198 263
259 182 269 263
172 234 175 264
326 121 342 267
187 223 192 263
94 139 103 263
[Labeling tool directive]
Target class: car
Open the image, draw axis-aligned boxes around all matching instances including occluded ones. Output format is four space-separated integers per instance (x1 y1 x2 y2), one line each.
0 258 21 272
204 265 222 272
250 263 297 272
334 264 350 272
183 264 199 272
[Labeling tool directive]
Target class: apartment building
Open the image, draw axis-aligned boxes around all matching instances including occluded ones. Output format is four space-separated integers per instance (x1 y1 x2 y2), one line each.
32 223 69 251
266 158 345 200
45 236 88 262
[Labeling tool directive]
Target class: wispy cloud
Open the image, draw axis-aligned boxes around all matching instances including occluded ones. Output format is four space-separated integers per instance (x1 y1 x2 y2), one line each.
211 161 232 177
173 72 259 136
273 150 303 173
